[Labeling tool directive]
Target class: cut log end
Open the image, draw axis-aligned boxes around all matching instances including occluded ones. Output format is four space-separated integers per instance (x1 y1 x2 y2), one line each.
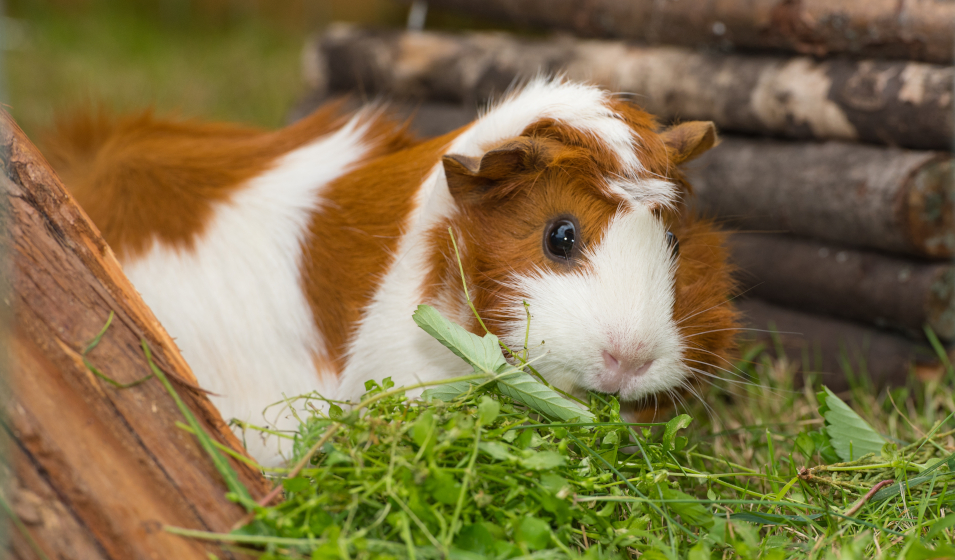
906 158 955 258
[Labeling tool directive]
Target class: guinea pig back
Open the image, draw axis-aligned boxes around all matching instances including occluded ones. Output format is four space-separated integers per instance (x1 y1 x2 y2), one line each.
49 78 738 463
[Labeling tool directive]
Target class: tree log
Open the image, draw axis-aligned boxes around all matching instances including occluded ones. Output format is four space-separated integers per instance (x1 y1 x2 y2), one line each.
310 26 954 150
423 0 955 64
1 110 270 559
737 299 944 391
687 136 954 259
730 233 955 341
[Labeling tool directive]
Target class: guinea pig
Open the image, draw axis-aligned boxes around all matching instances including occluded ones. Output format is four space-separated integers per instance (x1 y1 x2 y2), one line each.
47 78 738 465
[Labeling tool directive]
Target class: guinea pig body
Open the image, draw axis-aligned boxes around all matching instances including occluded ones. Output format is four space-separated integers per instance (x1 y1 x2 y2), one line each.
51 78 737 465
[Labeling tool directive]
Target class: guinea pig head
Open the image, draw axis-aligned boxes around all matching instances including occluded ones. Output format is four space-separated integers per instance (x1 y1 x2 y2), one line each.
432 109 737 411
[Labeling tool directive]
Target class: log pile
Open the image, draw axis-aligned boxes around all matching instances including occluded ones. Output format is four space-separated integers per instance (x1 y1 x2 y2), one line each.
296 10 954 386
1 110 271 558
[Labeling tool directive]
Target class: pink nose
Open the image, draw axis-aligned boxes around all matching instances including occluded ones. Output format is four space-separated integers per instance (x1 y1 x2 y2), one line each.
602 350 621 371
602 350 653 377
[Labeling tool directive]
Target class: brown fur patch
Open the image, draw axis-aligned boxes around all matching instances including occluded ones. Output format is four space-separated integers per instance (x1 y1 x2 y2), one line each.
45 101 412 260
300 129 464 369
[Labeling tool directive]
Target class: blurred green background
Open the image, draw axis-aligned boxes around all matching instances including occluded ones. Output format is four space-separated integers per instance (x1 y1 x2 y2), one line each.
2 0 413 139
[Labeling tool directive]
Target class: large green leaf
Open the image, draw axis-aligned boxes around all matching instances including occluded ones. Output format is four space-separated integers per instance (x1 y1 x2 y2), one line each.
818 387 886 461
413 305 594 422
495 370 594 422
413 305 507 375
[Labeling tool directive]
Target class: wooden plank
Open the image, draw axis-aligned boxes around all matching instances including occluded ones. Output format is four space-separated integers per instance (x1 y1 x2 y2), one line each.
1 110 270 559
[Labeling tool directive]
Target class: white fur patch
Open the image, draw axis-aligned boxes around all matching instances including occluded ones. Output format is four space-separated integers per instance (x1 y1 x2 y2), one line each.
607 177 680 210
123 114 374 465
498 206 686 402
336 166 471 403
463 77 643 176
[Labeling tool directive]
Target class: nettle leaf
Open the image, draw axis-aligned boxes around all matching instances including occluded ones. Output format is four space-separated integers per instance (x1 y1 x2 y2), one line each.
818 387 886 461
413 305 507 375
413 305 595 422
496 371 595 422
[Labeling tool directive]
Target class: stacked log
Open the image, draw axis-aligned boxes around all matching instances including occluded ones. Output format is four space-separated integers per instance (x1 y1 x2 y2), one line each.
314 26 954 149
296 22 954 384
421 0 955 64
1 111 270 558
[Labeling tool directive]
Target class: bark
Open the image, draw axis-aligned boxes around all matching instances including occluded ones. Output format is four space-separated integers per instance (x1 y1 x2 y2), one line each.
687 137 954 258
310 26 955 149
737 299 944 391
423 0 955 64
0 110 270 559
730 233 955 340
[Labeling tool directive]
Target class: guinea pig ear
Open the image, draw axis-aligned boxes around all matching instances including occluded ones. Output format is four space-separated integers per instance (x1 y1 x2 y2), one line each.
442 137 546 202
660 121 719 165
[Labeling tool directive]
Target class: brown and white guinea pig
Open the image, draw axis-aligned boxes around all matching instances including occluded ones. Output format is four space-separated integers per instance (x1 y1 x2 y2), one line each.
47 78 738 464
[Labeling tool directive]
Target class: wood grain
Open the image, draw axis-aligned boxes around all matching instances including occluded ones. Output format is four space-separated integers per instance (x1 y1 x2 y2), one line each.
1 110 270 559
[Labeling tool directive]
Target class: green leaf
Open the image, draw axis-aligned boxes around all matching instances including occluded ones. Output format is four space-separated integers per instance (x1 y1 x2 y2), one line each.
519 450 566 471
411 409 436 457
818 386 886 461
658 486 713 529
794 431 815 459
328 404 344 420
495 370 595 422
421 379 481 402
601 430 620 447
282 477 310 493
663 414 692 451
412 305 507 375
478 441 513 462
424 468 461 505
730 511 822 526
454 523 496 554
906 541 955 560
927 513 955 539
477 396 500 426
413 305 594 422
688 541 710 560
514 516 550 550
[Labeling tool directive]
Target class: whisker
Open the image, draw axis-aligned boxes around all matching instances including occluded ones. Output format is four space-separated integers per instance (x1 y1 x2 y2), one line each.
685 327 801 338
683 343 755 380
683 357 755 383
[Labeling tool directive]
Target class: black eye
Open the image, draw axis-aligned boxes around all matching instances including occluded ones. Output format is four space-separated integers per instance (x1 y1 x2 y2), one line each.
666 231 679 257
545 218 577 261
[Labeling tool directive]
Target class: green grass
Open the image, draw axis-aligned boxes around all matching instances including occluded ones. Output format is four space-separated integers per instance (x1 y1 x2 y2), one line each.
4 1 324 138
2 0 434 139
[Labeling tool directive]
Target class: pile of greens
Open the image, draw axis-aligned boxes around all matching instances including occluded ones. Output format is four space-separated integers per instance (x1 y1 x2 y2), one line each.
160 305 955 560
